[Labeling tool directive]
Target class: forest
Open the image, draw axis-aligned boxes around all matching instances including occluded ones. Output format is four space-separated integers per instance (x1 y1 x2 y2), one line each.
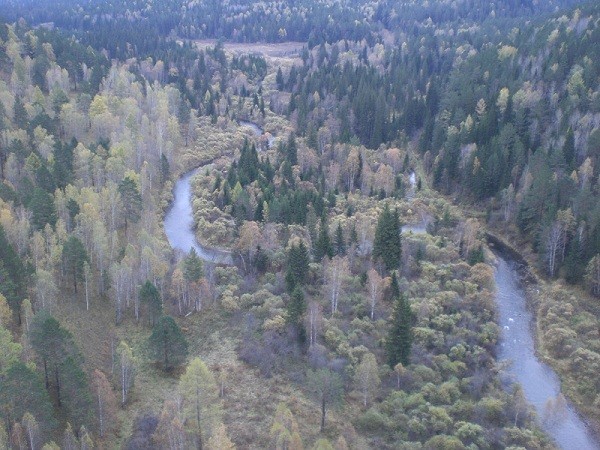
0 0 599 449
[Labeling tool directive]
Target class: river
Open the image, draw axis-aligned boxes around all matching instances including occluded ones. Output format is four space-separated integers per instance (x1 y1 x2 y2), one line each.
163 126 598 449
494 253 599 450
163 120 269 265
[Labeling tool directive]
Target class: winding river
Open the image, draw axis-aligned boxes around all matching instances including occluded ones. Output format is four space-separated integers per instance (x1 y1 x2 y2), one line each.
494 253 599 449
164 125 598 449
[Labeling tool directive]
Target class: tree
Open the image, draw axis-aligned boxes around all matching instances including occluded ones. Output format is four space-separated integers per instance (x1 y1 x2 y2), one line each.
287 287 306 329
184 247 203 283
312 439 335 450
324 256 348 316
29 188 57 231
116 341 136 406
91 369 117 438
139 281 162 326
149 316 188 371
30 312 92 429
118 176 142 228
373 205 402 271
0 324 21 375
179 357 219 449
62 236 89 293
183 248 204 311
207 424 235 450
0 294 11 327
0 225 26 317
366 269 383 320
314 217 333 262
0 363 56 438
270 402 303 450
354 352 380 406
286 242 310 292
585 255 600 297
22 411 41 450
334 222 346 256
386 294 413 367
307 368 344 432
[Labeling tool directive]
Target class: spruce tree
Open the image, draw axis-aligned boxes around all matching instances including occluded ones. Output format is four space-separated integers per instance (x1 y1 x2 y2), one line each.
334 222 346 256
314 217 333 262
286 242 310 292
373 205 402 271
183 248 203 283
386 294 413 367
287 287 306 327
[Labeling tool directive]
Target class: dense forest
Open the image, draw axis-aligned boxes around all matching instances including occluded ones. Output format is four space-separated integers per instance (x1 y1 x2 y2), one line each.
0 0 599 449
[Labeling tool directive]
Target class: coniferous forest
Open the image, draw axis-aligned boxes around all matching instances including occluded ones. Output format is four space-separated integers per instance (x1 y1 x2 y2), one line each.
0 0 599 449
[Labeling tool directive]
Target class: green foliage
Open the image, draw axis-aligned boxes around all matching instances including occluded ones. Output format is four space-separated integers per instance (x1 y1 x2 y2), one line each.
30 311 92 429
139 281 163 326
373 204 402 271
28 188 57 230
314 217 333 262
62 236 89 293
286 287 306 329
334 221 346 256
0 225 26 315
149 315 189 371
118 176 142 227
183 248 203 282
386 294 413 367
286 242 310 292
0 362 56 437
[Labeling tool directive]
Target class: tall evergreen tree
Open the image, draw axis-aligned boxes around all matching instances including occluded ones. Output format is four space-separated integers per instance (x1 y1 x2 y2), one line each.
149 316 189 371
334 222 346 256
286 287 306 328
183 248 203 283
314 217 333 262
286 242 310 292
0 363 56 438
386 294 413 367
62 236 89 293
139 281 162 326
118 176 142 228
373 205 402 271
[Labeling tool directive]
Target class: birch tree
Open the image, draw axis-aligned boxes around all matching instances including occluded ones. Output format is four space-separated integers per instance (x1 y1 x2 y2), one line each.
116 341 136 406
324 256 348 316
366 269 383 320
354 352 380 406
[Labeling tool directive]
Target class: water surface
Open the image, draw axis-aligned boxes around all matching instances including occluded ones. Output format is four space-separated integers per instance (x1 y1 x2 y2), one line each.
495 256 599 450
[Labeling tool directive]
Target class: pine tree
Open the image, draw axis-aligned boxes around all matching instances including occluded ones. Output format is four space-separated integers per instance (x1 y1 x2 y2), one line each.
149 316 189 371
386 294 413 367
62 236 89 293
373 205 402 271
118 176 142 228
